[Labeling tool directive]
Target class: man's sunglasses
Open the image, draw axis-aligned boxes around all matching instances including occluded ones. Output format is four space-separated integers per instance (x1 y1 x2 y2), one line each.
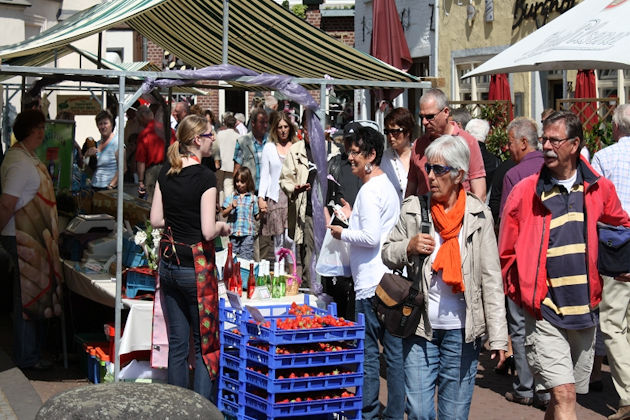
419 108 445 122
425 163 455 176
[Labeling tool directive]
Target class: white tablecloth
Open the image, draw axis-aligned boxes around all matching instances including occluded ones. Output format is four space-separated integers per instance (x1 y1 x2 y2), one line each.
63 261 153 354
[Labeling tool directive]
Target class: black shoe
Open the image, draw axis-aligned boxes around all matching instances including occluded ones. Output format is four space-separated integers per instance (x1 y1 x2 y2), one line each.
505 391 533 406
494 355 515 376
590 380 604 392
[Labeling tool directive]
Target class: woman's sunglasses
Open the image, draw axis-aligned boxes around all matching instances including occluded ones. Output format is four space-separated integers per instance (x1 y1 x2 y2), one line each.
425 163 455 176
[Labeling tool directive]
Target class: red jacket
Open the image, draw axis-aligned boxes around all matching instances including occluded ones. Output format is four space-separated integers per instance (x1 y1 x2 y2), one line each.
498 157 630 319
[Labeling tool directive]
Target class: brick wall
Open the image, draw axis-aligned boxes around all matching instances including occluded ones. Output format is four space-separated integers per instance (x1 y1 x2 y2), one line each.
146 39 163 68
327 31 355 47
306 6 321 28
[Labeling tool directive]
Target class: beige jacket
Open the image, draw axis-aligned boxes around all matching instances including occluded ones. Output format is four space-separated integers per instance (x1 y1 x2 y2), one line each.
381 192 508 351
279 140 339 244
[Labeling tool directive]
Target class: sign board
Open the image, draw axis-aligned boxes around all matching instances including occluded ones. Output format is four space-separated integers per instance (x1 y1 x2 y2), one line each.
57 95 102 116
35 120 75 192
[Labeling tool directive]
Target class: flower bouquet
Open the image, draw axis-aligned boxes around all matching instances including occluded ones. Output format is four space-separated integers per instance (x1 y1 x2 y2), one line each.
276 247 301 296
134 221 162 271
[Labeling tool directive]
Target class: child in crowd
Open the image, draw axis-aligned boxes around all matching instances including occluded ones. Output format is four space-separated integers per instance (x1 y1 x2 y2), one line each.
221 167 259 260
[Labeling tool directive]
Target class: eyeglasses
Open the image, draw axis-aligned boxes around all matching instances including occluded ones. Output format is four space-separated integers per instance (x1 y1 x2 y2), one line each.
199 132 214 138
539 136 574 146
348 150 363 157
425 163 455 176
384 127 405 136
419 108 445 122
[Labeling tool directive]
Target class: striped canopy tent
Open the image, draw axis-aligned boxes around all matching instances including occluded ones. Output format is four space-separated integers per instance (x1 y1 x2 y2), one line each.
0 0 429 383
0 0 420 90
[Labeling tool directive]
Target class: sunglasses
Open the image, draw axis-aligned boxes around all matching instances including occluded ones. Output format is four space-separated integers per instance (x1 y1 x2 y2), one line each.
425 163 455 176
199 132 214 138
384 127 405 136
419 108 445 122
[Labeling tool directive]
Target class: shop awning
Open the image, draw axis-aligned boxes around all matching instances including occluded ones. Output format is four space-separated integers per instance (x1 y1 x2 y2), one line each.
0 0 420 89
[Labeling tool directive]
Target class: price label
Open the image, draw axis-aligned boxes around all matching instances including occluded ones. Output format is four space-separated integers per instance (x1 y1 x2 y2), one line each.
255 286 271 300
245 305 266 323
218 282 227 296
226 291 242 310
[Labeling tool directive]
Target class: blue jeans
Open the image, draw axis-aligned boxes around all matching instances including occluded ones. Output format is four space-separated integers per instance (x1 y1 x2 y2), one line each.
231 235 254 260
356 297 405 420
159 260 214 401
403 329 480 420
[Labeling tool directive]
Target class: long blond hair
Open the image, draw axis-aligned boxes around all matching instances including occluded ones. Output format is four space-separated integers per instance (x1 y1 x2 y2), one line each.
269 112 297 145
167 114 208 175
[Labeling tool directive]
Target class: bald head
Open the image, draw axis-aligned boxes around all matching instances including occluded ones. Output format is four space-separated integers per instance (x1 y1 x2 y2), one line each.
173 101 189 123
613 104 630 140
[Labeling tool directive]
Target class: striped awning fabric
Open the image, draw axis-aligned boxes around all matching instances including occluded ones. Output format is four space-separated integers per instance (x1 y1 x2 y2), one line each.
0 0 420 89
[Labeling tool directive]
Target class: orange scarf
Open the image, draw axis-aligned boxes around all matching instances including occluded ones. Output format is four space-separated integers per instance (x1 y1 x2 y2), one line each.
431 188 466 293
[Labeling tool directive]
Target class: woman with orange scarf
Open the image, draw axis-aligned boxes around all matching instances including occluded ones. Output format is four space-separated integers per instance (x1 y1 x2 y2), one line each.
382 135 508 420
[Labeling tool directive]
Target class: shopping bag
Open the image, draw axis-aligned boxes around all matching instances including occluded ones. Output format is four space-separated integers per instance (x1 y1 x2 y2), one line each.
316 229 351 277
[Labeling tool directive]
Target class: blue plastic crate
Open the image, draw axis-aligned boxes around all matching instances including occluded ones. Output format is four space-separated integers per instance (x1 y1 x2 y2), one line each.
123 237 148 267
243 313 365 345
245 369 363 393
221 352 241 372
245 344 364 369
125 270 156 298
219 295 332 327
243 391 362 419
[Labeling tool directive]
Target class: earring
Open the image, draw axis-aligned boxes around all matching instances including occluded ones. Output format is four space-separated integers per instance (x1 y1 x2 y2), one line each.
364 163 373 174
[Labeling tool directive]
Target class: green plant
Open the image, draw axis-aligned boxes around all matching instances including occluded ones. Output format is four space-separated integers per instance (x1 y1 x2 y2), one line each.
478 102 511 161
291 5 308 19
584 120 614 156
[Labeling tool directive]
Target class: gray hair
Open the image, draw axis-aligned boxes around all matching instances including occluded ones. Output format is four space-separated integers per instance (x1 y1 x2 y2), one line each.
420 88 448 111
613 104 630 137
234 113 245 123
465 119 490 142
425 135 470 180
451 107 472 129
507 117 539 148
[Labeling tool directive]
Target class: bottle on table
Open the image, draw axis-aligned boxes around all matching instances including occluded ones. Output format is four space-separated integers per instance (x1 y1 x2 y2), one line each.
247 262 256 299
224 242 234 286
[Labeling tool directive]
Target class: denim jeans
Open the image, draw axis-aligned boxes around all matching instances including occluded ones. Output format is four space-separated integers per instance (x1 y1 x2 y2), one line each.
403 329 480 420
356 297 405 420
230 235 254 260
159 260 214 401
1 236 42 368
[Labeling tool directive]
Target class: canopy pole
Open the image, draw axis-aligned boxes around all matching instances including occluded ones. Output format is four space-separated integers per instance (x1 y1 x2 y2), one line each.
222 0 229 65
114 75 126 382
97 33 103 69
320 83 326 130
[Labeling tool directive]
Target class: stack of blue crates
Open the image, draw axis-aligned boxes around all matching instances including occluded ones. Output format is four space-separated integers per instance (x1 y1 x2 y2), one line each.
218 296 364 420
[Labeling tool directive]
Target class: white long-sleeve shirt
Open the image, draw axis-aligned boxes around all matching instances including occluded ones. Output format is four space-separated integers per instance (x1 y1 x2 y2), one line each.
258 142 284 202
341 173 400 299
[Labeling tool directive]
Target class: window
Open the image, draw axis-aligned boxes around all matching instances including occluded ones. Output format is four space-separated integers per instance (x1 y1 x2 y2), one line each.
454 62 489 101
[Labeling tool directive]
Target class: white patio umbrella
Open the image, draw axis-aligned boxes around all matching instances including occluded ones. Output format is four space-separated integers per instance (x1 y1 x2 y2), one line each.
464 0 630 78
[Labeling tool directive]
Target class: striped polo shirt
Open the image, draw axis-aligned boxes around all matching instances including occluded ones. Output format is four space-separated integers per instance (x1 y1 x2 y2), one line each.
539 168 597 329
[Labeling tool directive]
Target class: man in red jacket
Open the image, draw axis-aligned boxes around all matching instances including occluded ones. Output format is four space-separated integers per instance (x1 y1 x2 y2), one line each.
499 110 630 420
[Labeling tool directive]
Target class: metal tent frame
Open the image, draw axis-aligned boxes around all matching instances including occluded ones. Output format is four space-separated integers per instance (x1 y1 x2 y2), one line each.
0 62 431 381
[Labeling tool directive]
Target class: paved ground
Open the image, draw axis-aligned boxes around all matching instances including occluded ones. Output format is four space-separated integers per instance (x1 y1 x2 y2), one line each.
0 305 615 419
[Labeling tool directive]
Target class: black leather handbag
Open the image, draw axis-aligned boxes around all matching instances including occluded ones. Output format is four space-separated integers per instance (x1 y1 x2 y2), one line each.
598 224 630 277
373 195 430 338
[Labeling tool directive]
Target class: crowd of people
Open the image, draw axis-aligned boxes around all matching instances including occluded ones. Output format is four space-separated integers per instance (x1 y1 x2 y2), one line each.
3 88 630 420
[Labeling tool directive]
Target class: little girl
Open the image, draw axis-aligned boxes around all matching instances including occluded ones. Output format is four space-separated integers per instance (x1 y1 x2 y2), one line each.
221 167 259 260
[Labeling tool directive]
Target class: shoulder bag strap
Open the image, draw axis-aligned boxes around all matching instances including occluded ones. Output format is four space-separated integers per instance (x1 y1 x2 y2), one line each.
409 194 431 293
